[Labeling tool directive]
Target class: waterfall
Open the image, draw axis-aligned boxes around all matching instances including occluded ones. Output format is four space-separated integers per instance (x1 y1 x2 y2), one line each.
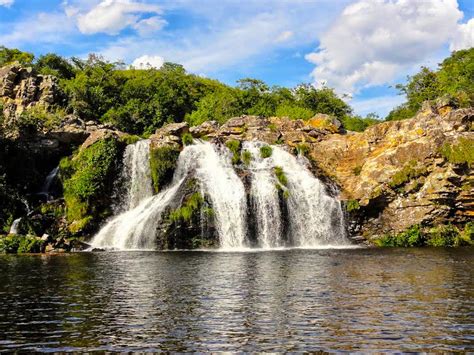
9 218 21 235
271 145 347 246
242 142 282 248
39 166 59 200
123 140 153 209
91 141 248 250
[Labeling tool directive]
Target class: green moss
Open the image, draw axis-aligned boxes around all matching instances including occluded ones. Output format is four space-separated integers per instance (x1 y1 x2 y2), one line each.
439 137 474 166
241 150 252 166
0 235 44 254
225 139 241 164
150 146 180 193
296 143 310 156
181 132 194 146
260 145 273 158
274 166 288 186
169 193 204 222
353 165 362 176
389 160 427 189
60 138 120 225
346 199 360 212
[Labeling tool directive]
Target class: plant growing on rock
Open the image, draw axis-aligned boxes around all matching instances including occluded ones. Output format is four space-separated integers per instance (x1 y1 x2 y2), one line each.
181 133 194 146
346 199 360 212
296 143 310 157
260 145 272 158
150 146 180 193
274 166 288 186
241 150 252 166
389 160 427 189
225 139 241 164
439 137 474 166
169 193 204 222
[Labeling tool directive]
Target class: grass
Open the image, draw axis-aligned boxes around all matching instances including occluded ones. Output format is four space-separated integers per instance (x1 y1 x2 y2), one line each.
439 137 474 166
241 150 252 166
346 199 360 212
260 145 273 158
296 143 310 156
274 166 288 186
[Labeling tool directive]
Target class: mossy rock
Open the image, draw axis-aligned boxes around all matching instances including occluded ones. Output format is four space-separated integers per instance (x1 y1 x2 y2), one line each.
150 146 180 193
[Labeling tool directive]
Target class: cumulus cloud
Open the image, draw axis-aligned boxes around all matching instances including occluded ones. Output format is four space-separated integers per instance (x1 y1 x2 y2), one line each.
71 0 164 35
305 0 464 94
131 54 164 69
0 0 13 7
450 18 474 50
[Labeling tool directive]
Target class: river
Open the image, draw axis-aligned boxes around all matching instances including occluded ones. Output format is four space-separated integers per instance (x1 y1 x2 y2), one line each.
0 247 472 352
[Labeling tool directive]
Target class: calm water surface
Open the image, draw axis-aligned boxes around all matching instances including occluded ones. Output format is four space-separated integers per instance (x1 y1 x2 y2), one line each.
0 248 472 352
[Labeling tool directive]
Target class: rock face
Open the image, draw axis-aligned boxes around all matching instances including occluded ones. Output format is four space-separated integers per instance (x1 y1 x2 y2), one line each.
0 64 65 120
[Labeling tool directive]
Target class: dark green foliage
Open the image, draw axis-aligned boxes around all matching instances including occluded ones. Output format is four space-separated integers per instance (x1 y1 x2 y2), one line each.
0 235 44 254
35 53 76 80
389 160 427 188
375 224 473 247
346 199 360 212
169 193 204 222
0 46 34 66
225 139 241 164
341 114 379 132
150 146 180 193
241 150 252 166
386 48 474 121
60 138 121 231
260 145 272 158
274 166 288 186
439 137 474 166
181 133 194 146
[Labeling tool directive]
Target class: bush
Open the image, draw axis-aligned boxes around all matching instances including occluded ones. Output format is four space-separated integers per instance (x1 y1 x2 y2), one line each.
181 133 194 146
375 225 424 247
0 235 44 254
439 137 474 166
346 199 360 212
150 146 180 193
241 150 252 166
260 145 272 158
169 193 204 222
274 166 288 186
225 139 241 164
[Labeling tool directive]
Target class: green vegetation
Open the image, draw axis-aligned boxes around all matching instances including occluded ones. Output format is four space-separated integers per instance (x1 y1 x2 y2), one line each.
375 223 473 247
274 166 288 186
260 145 273 158
388 160 427 189
296 143 310 156
119 134 141 145
439 137 474 166
149 146 180 193
0 235 44 253
341 114 379 132
0 46 34 66
60 138 121 232
386 48 474 121
225 139 241 164
181 132 194 146
169 193 204 222
241 150 252 166
346 199 360 212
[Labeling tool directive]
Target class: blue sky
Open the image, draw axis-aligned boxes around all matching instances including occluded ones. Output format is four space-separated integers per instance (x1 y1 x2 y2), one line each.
0 0 473 117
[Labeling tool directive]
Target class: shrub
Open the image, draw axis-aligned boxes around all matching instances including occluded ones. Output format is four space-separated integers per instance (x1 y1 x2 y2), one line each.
181 133 194 146
274 166 288 186
150 146 180 193
346 199 360 212
426 224 460 247
439 137 474 166
241 150 252 166
169 193 204 222
225 139 241 164
119 134 141 145
375 225 424 247
260 145 272 158
0 235 44 254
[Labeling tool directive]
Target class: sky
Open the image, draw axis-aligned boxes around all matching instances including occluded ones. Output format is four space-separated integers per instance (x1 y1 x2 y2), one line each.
0 0 473 117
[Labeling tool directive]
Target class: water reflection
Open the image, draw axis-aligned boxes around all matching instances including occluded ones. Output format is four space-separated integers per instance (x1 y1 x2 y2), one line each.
0 248 472 352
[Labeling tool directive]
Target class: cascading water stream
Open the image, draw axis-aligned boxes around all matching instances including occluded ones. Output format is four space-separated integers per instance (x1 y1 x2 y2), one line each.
92 141 248 250
123 139 154 209
39 166 59 200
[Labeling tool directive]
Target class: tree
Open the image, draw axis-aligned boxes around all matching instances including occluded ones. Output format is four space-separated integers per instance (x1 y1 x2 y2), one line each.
35 53 76 79
0 46 34 66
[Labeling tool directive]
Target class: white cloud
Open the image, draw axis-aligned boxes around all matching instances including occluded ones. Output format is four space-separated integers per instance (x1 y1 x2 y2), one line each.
450 18 474 50
73 0 164 35
275 30 293 43
351 94 406 117
0 0 13 7
306 0 464 94
131 54 164 69
133 16 167 36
